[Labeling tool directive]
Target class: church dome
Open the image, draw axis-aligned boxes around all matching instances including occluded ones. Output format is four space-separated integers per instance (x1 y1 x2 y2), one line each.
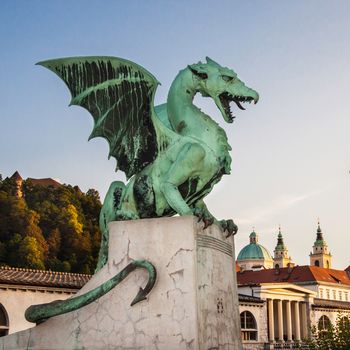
237 231 273 261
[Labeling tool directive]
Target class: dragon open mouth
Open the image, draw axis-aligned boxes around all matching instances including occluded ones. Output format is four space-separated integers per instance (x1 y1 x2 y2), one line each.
219 92 255 122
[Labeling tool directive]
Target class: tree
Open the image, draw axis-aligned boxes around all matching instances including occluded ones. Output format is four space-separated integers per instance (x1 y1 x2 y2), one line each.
0 177 101 273
6 233 22 266
17 236 45 270
307 314 350 350
47 228 61 261
0 241 6 263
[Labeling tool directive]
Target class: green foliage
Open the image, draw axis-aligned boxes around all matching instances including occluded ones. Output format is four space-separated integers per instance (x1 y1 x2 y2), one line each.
0 177 101 273
306 314 350 350
18 236 46 270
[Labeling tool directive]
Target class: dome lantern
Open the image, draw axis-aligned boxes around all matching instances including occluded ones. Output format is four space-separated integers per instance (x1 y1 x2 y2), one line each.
237 230 273 271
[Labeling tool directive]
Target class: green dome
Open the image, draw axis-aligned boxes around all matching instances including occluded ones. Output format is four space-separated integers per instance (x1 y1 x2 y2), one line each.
237 231 272 261
237 243 272 261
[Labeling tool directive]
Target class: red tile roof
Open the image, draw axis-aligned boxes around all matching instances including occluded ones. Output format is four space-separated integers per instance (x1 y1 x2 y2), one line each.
237 265 350 286
312 298 350 310
238 294 264 304
27 178 61 188
0 266 91 289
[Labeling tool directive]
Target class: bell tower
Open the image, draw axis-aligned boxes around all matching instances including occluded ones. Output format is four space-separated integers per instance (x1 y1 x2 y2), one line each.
10 171 23 198
310 220 332 268
273 226 294 268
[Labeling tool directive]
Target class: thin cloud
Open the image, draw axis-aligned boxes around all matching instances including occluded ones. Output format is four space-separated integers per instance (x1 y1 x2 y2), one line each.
236 189 323 226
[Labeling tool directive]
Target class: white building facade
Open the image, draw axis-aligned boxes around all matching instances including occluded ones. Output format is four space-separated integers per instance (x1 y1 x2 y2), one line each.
0 266 90 335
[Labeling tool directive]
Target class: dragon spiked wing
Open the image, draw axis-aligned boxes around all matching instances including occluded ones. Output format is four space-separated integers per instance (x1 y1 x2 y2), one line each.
37 56 163 179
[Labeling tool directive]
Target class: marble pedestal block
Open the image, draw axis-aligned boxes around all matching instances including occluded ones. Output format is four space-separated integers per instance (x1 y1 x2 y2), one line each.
0 216 242 350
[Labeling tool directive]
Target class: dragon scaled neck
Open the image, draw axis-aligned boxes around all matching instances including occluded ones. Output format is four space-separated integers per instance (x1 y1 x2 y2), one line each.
167 67 231 168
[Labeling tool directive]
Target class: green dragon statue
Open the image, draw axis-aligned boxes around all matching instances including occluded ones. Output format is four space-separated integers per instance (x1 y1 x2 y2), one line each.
37 56 259 271
24 56 258 324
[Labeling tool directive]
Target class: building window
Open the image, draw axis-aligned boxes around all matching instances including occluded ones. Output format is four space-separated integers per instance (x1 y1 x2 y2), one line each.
339 291 342 301
0 304 9 337
345 292 348 301
318 315 331 335
326 289 330 299
319 288 323 299
315 260 320 267
333 290 337 299
240 311 257 341
340 316 350 328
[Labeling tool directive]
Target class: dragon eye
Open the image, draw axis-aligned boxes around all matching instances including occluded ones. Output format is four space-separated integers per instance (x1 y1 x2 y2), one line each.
222 75 234 82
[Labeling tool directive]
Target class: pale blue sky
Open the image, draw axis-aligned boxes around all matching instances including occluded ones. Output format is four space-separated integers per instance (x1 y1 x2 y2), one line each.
1 1 349 268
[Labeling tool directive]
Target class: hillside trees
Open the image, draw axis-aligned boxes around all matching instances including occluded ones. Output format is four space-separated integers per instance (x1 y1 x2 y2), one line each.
0 177 101 273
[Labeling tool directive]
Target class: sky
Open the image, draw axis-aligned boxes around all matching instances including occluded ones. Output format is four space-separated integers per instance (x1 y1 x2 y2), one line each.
0 1 349 269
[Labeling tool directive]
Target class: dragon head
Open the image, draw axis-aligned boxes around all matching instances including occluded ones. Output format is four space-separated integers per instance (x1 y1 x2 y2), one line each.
188 57 259 123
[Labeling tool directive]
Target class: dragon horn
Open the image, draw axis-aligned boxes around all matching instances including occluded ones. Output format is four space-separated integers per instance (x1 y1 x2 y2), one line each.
206 57 220 66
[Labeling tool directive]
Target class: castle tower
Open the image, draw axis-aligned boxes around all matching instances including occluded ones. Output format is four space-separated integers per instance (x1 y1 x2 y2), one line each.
10 171 23 198
309 220 332 268
273 226 294 268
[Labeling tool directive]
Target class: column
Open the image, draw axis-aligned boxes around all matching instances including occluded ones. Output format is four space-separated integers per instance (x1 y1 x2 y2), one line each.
277 299 284 342
293 301 301 341
286 300 292 342
301 302 308 340
268 299 275 342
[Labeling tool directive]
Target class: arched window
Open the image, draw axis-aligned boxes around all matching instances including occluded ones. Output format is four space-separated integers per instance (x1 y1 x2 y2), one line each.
275 264 280 269
0 304 9 337
315 260 320 267
339 316 349 328
318 315 331 335
240 311 257 341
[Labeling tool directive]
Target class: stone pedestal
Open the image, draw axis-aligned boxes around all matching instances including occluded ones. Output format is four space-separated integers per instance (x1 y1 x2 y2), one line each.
0 216 242 349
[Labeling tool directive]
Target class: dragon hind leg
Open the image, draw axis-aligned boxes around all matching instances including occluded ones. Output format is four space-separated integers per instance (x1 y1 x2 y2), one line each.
96 181 125 272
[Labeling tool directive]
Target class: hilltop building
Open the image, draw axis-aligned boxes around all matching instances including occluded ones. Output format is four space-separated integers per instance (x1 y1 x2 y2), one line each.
10 171 23 198
8 171 61 198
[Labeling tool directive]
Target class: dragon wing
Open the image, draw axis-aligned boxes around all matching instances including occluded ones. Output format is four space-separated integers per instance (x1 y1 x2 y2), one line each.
38 56 165 179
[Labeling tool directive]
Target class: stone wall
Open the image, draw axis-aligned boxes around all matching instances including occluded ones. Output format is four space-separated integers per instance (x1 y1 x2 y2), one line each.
242 341 266 350
240 302 268 350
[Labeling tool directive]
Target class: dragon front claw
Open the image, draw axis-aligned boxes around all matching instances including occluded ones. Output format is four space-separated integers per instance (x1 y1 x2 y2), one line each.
192 208 214 229
203 217 214 229
219 219 238 238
